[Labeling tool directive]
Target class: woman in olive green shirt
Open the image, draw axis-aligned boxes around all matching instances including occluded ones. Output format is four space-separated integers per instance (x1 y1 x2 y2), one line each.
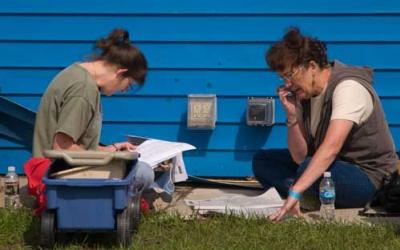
34 28 147 156
32 29 156 197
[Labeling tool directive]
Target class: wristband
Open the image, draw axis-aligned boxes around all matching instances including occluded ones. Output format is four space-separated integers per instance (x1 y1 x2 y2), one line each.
288 189 301 200
112 143 119 152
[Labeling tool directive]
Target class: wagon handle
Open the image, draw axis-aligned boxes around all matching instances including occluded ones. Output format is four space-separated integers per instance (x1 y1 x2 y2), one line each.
62 153 113 165
43 150 139 166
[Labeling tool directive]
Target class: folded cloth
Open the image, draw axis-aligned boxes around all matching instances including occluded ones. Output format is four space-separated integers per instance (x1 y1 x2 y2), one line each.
23 157 51 216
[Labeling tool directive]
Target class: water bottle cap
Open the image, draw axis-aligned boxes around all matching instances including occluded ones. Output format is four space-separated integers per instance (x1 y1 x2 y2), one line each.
7 166 16 172
324 171 331 178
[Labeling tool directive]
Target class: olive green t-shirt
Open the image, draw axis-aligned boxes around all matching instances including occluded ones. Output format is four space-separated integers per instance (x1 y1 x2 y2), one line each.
33 63 102 157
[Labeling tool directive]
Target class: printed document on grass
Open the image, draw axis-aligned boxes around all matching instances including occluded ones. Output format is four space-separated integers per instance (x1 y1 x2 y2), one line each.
185 188 284 217
127 135 196 182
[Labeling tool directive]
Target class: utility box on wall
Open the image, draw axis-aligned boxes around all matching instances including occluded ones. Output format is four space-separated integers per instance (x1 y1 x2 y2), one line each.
246 97 275 126
187 94 217 129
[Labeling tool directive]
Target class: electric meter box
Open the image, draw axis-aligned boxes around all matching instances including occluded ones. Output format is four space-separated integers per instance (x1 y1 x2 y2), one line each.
246 97 275 126
187 94 217 129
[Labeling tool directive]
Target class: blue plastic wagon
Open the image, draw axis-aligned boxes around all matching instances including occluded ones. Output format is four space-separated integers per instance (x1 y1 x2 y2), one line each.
40 150 142 248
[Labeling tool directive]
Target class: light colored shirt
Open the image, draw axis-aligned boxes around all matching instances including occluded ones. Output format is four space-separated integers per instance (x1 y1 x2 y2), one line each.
297 79 373 138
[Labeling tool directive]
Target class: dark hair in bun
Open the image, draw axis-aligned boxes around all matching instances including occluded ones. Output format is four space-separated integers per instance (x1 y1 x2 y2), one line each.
266 27 328 73
93 28 148 84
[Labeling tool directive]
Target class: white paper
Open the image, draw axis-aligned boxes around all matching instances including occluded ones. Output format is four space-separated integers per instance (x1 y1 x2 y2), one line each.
133 139 195 167
185 188 284 217
172 153 188 183
127 135 195 182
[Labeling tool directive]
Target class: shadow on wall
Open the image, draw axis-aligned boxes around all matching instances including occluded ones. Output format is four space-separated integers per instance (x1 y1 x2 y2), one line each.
0 97 36 151
176 111 271 162
234 111 271 161
176 112 212 157
0 114 34 149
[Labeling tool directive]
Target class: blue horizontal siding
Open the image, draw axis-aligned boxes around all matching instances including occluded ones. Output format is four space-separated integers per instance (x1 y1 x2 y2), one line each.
0 123 289 150
1 126 399 179
1 69 400 97
0 43 400 70
1 0 399 14
1 15 400 42
3 96 400 126
2 123 400 152
1 1 400 176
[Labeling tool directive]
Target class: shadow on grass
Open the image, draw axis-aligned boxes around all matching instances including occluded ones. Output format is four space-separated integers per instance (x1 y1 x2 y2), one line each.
22 213 40 248
21 213 127 249
53 232 117 249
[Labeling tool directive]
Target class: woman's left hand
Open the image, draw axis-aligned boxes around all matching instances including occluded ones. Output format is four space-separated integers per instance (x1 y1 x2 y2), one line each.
269 196 302 222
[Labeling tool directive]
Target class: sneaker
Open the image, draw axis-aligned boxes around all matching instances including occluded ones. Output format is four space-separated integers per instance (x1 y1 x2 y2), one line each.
143 187 173 203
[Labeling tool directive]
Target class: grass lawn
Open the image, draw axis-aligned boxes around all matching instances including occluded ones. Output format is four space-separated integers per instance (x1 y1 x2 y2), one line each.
1 208 400 250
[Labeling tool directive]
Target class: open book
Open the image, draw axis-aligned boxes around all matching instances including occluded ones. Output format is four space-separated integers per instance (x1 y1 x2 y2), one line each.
127 135 196 182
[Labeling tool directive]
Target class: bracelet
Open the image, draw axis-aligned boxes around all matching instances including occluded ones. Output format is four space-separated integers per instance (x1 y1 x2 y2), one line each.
286 119 298 127
288 189 301 200
112 143 119 152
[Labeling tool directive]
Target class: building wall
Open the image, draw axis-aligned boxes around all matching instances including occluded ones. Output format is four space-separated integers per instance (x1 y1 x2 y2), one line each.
0 0 399 175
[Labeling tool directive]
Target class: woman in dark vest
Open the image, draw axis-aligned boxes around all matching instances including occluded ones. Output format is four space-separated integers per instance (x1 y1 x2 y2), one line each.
252 27 398 221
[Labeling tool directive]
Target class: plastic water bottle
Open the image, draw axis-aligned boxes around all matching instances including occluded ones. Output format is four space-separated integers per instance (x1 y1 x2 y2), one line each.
319 171 335 221
4 166 20 208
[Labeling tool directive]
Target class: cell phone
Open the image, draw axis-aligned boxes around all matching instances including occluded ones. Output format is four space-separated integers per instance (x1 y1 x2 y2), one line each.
283 91 293 97
278 85 293 97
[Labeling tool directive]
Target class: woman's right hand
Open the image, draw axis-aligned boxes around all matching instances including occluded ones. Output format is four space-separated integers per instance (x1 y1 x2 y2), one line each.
277 85 297 121
113 142 136 151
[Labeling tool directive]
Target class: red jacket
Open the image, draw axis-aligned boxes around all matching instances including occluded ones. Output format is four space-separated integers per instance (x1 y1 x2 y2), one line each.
23 158 51 216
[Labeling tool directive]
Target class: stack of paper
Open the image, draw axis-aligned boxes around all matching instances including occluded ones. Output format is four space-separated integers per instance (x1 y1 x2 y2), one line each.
127 135 196 182
185 188 284 217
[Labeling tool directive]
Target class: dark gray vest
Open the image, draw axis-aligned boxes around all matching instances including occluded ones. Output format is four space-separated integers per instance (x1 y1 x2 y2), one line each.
301 60 398 188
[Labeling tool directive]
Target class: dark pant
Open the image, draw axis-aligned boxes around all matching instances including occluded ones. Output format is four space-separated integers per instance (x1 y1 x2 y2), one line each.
252 149 377 208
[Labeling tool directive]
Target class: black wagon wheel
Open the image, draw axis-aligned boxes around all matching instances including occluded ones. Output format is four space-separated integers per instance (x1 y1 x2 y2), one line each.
116 205 132 247
40 210 56 248
130 193 142 232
